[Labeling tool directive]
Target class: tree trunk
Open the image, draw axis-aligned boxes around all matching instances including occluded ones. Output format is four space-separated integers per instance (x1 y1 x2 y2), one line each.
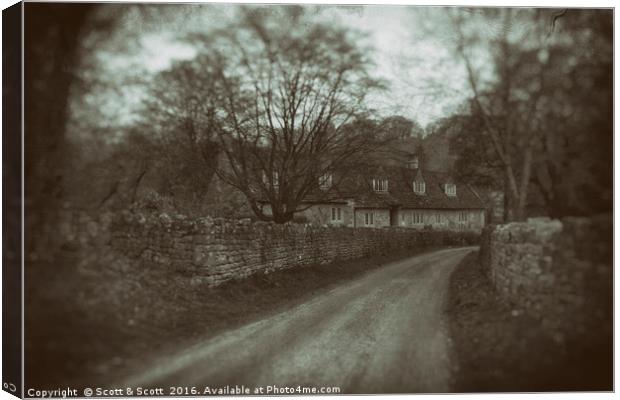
25 4 97 255
130 167 148 205
271 209 295 224
513 202 526 222
502 176 513 222
514 146 534 222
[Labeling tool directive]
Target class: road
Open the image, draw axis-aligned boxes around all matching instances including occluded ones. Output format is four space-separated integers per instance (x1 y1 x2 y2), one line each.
122 247 476 394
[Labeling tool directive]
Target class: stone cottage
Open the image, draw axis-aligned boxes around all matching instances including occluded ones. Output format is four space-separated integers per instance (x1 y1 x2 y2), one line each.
260 156 487 232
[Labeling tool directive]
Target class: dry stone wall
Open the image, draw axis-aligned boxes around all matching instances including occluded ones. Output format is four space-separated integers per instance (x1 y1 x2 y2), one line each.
480 215 612 343
109 211 480 287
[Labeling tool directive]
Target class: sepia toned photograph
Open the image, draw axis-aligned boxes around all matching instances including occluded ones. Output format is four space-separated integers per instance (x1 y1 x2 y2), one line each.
3 0 613 397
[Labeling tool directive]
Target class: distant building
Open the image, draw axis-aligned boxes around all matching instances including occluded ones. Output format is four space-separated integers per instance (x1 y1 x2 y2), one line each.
259 156 487 231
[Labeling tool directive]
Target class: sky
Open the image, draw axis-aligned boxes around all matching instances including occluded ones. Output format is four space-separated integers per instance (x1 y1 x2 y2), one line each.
327 6 471 125
77 5 476 134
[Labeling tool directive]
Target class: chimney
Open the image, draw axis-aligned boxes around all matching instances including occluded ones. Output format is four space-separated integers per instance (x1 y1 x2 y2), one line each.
407 155 419 170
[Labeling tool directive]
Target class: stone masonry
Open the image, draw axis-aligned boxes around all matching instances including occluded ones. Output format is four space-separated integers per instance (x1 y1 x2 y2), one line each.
109 211 480 287
479 215 612 344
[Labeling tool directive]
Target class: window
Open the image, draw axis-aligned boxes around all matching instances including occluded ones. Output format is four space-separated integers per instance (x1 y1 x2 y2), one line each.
331 207 342 222
445 183 456 196
459 211 468 222
413 181 426 194
262 171 279 188
412 212 424 224
372 178 388 192
319 173 333 190
364 212 374 226
435 213 442 223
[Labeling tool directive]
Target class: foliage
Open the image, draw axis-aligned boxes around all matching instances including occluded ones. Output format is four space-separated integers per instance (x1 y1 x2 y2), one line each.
380 116 423 140
449 113 501 188
420 115 464 173
448 9 612 219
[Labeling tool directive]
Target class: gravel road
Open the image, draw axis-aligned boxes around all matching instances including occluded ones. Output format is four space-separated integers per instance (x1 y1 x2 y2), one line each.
122 247 476 394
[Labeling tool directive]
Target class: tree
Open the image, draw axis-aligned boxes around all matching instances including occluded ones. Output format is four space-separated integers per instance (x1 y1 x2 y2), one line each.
449 9 612 220
368 115 423 166
422 115 466 173
139 59 223 210
449 111 502 188
380 116 421 140
450 9 544 221
181 7 384 223
24 3 178 251
529 10 612 217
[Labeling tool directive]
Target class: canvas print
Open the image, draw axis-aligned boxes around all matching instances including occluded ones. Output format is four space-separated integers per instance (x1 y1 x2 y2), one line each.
3 1 613 397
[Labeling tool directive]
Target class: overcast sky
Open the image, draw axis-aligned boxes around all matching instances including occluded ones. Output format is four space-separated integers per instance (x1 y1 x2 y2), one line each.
77 5 480 134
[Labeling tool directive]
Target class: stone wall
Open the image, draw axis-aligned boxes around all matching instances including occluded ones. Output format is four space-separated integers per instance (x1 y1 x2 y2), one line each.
480 215 612 343
110 211 480 287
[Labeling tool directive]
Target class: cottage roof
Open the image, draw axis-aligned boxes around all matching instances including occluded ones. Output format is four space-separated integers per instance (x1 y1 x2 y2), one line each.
413 168 425 183
388 168 484 210
258 165 486 210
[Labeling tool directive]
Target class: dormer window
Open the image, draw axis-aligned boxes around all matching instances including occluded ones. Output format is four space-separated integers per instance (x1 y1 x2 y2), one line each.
372 178 388 192
413 181 426 194
445 183 456 196
319 173 333 190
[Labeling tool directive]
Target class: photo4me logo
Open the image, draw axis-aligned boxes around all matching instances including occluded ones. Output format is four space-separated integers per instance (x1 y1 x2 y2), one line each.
202 385 341 395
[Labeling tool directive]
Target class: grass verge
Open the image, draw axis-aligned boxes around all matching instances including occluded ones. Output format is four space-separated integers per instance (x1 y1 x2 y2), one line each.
26 244 445 390
445 252 612 392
